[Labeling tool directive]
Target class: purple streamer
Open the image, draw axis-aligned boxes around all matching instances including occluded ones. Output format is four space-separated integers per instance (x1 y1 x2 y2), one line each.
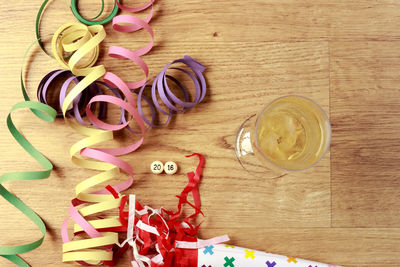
37 56 207 132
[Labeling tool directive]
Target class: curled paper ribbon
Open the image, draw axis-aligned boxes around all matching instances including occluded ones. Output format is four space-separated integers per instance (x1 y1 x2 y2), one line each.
96 1 157 134
36 4 207 266
70 0 155 26
49 22 145 265
0 40 57 266
71 0 119 25
115 153 225 267
90 55 208 132
54 1 206 132
36 69 136 124
152 56 207 113
52 23 120 263
103 1 154 91
0 102 56 267
37 70 158 134
137 55 207 128
116 153 339 267
35 0 51 53
36 69 107 119
36 0 107 54
67 0 158 135
38 55 208 132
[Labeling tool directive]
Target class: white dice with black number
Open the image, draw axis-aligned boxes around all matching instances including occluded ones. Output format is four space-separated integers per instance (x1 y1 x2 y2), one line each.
164 161 178 175
151 161 164 174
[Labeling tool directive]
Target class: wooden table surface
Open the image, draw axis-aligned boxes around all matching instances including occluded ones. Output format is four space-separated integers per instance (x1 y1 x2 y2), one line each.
1 0 400 266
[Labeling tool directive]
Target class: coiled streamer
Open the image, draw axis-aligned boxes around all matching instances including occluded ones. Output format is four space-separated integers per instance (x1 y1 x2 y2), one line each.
71 0 119 26
103 0 154 92
0 41 57 266
50 22 145 265
101 0 207 130
39 3 207 265
137 55 207 128
46 1 206 132
117 153 229 267
0 102 56 267
37 69 107 120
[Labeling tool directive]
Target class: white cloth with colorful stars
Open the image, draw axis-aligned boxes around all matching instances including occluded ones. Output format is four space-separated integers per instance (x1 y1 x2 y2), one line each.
197 244 341 267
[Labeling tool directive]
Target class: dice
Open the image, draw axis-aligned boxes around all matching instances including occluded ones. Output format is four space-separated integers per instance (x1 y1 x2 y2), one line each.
164 161 178 175
150 161 164 174
150 161 178 175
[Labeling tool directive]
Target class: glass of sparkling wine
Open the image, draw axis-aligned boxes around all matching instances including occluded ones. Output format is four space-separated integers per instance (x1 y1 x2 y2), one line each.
235 95 331 178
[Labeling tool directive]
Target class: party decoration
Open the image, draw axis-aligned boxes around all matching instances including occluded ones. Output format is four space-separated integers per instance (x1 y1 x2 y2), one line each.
0 1 341 266
35 0 52 54
118 153 230 267
71 0 119 25
37 69 105 119
49 22 145 265
137 56 207 128
36 0 109 54
42 11 157 265
103 0 154 91
196 244 341 267
164 161 177 175
0 102 56 267
113 150 341 266
151 160 164 174
0 40 57 266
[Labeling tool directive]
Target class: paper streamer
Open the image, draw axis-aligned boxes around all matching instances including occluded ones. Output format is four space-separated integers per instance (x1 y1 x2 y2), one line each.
35 0 51 53
102 55 208 132
37 16 208 267
137 55 207 128
41 11 167 266
116 153 218 267
104 2 208 129
0 40 57 266
3 1 338 267
114 152 341 267
36 69 107 119
55 0 206 132
36 0 107 54
38 56 208 132
103 0 154 91
71 0 119 25
37 70 158 134
36 69 137 124
67 0 158 134
48 22 145 265
0 102 56 267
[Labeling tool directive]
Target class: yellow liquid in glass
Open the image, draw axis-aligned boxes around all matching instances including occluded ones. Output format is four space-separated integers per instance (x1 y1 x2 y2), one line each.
256 96 329 170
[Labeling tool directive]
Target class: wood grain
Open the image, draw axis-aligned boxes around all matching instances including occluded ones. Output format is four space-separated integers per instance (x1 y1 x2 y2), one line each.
0 0 399 266
330 41 400 227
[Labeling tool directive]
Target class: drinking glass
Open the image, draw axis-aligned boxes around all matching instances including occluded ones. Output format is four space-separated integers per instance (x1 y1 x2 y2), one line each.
234 95 331 178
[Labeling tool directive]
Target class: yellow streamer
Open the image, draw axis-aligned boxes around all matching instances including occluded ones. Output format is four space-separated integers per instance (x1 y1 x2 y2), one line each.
51 22 125 264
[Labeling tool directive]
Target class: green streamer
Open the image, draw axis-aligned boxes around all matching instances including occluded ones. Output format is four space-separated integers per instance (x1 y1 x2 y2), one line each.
35 0 51 54
0 102 56 266
0 39 57 266
71 0 118 25
3 0 109 263
36 0 106 54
